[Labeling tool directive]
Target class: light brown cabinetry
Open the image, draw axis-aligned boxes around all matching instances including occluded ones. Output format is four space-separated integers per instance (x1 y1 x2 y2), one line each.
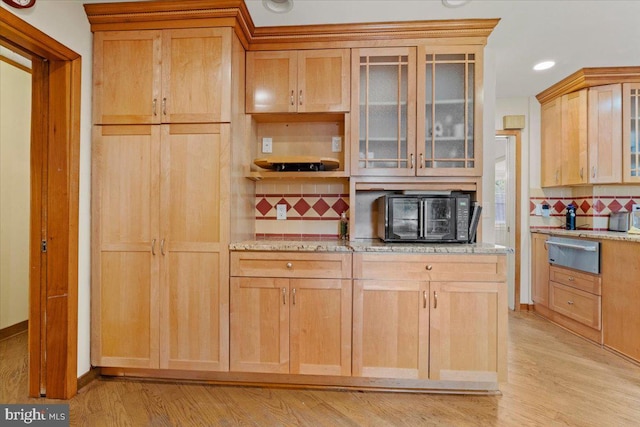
92 124 230 370
352 46 482 177
531 232 550 308
93 28 231 124
352 253 507 383
541 98 562 187
246 49 350 113
588 84 622 183
602 240 640 362
561 90 588 185
623 83 640 182
230 252 352 376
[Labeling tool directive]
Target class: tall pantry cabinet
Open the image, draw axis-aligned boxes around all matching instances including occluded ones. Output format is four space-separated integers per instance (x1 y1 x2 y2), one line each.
90 20 248 371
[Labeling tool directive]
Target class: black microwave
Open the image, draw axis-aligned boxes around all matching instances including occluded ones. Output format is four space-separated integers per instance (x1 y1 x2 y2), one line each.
377 193 480 243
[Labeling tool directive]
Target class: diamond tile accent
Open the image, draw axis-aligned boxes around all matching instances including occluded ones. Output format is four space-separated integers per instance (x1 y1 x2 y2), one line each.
580 200 591 214
293 199 311 216
256 198 272 217
592 200 606 213
332 198 349 215
313 199 330 216
608 199 623 213
625 200 638 211
553 200 566 213
277 198 290 210
530 201 536 214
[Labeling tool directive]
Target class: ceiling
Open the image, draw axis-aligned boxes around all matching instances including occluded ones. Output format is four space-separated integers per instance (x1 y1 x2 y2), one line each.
10 0 640 99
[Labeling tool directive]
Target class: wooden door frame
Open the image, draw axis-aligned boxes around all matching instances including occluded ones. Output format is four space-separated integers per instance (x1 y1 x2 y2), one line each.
1 9 81 399
495 130 522 311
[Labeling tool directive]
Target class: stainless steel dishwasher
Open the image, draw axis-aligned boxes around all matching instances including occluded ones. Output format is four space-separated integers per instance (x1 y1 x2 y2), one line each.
546 236 600 274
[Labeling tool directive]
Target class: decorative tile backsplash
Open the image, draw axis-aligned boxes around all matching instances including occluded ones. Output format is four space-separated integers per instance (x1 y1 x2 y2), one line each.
254 180 349 239
530 193 640 230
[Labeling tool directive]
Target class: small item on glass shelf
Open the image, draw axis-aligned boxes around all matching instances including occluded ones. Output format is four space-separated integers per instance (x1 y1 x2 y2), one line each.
339 212 348 240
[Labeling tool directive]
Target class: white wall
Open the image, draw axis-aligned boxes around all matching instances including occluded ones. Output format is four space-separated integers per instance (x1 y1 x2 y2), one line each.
1 1 93 376
0 60 31 329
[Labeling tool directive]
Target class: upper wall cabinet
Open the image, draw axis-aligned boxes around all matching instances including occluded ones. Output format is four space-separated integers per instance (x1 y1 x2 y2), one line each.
351 45 483 177
93 28 231 125
537 67 640 187
246 49 350 114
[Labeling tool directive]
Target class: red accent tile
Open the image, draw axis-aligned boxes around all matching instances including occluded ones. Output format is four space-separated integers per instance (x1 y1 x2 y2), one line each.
580 200 591 213
256 198 272 216
293 199 311 216
313 199 330 216
529 201 536 214
277 198 291 210
592 200 606 213
553 200 566 213
625 200 638 211
332 198 349 215
608 199 623 213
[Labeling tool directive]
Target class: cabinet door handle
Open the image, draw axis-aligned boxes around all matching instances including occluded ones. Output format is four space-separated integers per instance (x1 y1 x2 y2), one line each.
151 239 156 256
160 239 166 256
282 288 287 305
420 153 424 169
153 99 157 116
292 288 297 305
290 90 294 106
580 168 584 180
423 291 427 309
434 291 438 309
410 154 415 169
299 90 303 106
426 265 433 271
567 300 574 305
162 98 167 116
592 166 596 178
286 262 293 269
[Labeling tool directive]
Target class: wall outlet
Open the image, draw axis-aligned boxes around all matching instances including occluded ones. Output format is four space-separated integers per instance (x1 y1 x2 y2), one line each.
633 204 640 212
276 204 287 220
331 136 342 153
534 203 543 216
262 137 273 153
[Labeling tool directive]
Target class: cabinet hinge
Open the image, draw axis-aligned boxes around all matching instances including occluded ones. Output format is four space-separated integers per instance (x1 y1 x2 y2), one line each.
41 240 47 253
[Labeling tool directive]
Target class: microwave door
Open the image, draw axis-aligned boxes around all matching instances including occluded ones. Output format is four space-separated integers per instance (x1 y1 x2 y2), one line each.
390 197 420 240
422 198 455 241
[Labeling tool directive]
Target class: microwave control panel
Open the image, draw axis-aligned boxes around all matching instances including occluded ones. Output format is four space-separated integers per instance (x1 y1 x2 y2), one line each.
456 197 470 241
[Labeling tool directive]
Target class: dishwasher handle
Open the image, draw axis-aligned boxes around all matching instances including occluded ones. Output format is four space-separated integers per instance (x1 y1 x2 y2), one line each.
545 241 597 252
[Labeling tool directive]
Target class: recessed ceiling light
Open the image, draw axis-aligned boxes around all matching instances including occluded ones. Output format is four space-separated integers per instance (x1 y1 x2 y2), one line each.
442 0 471 8
263 0 293 13
533 61 556 71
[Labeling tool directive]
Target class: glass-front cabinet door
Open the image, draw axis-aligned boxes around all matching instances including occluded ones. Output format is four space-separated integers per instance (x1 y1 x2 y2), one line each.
623 83 640 183
417 46 482 176
351 47 416 176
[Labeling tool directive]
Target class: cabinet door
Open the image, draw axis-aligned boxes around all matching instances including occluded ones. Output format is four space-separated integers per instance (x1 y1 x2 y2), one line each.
430 281 506 382
91 125 160 368
588 84 622 183
352 279 429 379
351 47 417 176
160 124 229 371
162 28 231 123
230 277 290 373
602 240 640 361
623 83 640 183
289 279 352 376
246 51 297 113
93 31 162 125
541 98 562 187
418 46 482 176
297 49 350 113
561 90 588 185
531 233 550 307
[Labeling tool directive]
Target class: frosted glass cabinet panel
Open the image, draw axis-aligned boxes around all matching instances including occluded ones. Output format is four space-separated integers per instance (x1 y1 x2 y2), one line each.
417 46 482 176
351 47 417 176
624 83 640 182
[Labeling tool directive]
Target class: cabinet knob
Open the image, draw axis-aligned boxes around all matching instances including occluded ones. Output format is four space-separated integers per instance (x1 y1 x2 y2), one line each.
568 276 574 281
286 262 293 269
426 265 433 271
567 300 574 305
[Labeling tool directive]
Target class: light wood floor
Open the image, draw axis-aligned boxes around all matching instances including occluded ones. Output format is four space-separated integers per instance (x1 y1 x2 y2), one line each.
2 311 640 426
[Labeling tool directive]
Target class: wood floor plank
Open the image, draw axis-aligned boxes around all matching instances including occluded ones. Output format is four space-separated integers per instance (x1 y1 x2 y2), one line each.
3 312 640 426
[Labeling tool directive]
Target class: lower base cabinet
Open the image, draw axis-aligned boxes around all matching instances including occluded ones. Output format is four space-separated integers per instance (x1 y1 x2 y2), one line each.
352 253 507 383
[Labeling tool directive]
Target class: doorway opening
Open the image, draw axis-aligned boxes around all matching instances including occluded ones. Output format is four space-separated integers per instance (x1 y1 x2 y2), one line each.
1 9 81 399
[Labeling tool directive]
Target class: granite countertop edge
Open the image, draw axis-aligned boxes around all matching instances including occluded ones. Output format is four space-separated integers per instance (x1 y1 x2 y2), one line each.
229 240 512 254
530 228 640 243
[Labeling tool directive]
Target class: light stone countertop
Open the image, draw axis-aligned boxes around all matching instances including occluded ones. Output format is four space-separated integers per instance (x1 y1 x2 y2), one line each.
531 228 640 243
230 239 512 254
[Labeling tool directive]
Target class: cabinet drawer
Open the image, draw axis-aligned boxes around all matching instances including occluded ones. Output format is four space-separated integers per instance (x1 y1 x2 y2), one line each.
550 265 601 295
549 281 601 330
353 253 505 282
231 251 351 279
